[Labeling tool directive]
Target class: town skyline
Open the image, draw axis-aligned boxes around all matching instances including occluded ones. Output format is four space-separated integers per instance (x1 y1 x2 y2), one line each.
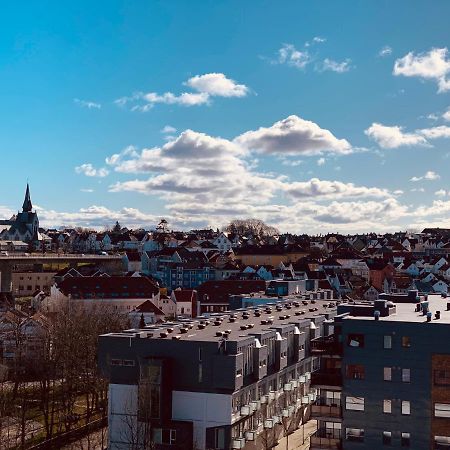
0 1 450 234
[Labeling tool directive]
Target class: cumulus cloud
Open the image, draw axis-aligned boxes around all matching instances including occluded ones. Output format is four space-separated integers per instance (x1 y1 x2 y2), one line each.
283 178 390 200
317 157 326 166
435 189 448 197
185 73 249 97
236 115 353 156
364 123 428 148
393 47 450 93
319 58 352 73
161 125 177 134
75 163 109 178
410 171 440 182
378 46 392 57
419 125 450 139
443 109 450 122
115 73 249 111
73 98 101 109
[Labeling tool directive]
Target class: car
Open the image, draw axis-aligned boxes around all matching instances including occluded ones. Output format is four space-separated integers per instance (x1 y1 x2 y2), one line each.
0 251 8 256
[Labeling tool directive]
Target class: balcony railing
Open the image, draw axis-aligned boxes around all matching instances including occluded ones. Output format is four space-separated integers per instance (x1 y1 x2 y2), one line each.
310 429 342 449
311 369 342 387
311 404 342 419
311 336 343 356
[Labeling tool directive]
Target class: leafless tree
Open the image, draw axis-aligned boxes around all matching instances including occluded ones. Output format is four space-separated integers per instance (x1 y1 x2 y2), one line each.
224 219 280 238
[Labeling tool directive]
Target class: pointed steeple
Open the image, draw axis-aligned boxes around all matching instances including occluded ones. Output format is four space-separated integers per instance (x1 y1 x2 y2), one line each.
22 183 33 212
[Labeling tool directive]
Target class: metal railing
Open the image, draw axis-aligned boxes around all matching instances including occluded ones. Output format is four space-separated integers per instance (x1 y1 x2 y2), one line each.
310 429 342 449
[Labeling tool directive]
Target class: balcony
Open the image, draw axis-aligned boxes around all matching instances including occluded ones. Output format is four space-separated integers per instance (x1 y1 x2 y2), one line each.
311 369 342 388
311 335 343 356
310 429 342 450
311 403 342 420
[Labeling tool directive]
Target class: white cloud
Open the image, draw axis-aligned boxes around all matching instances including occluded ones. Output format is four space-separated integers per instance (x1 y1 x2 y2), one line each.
317 157 326 166
411 188 425 192
443 109 450 122
435 189 448 197
319 58 352 73
419 125 450 139
80 188 94 193
393 47 450 93
283 178 390 200
378 46 392 57
115 73 249 111
364 123 427 149
185 73 249 97
276 44 311 69
236 115 353 156
74 98 101 109
75 163 109 178
410 171 440 182
161 125 177 134
312 36 326 43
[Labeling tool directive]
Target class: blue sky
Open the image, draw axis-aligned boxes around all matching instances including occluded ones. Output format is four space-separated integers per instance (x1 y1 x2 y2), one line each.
1 0 450 233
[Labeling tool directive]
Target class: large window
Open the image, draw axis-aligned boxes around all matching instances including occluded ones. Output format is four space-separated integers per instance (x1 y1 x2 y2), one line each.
347 334 365 348
434 370 450 386
402 368 411 383
346 364 365 380
346 428 364 442
435 403 450 418
214 428 225 449
383 335 392 349
346 396 364 411
402 336 411 348
139 364 162 420
401 432 410 447
384 367 392 381
383 399 392 414
383 431 392 445
401 401 411 415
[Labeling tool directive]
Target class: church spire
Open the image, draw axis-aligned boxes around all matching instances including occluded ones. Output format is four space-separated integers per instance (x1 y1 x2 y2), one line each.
22 183 33 212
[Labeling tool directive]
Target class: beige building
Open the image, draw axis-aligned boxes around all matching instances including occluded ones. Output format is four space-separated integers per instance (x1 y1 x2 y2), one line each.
12 271 56 297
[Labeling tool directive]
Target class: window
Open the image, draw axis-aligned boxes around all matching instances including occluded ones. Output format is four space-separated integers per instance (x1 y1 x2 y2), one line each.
402 336 411 347
383 335 392 349
401 401 411 415
383 399 392 414
347 333 365 348
346 428 364 442
435 436 450 448
198 363 203 383
214 428 225 449
383 431 392 445
434 370 450 386
122 359 135 367
435 403 450 418
401 432 410 447
384 367 392 381
346 364 365 380
346 396 364 411
402 368 411 383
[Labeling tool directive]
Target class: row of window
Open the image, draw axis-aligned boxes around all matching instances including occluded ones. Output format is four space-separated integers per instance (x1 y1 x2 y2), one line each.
345 429 410 446
346 397 411 415
346 365 411 382
347 333 411 349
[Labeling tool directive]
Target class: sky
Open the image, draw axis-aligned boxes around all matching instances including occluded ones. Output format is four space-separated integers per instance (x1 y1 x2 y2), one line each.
1 0 450 234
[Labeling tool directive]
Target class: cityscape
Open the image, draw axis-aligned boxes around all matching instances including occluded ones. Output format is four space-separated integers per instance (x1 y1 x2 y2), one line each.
1 1 450 450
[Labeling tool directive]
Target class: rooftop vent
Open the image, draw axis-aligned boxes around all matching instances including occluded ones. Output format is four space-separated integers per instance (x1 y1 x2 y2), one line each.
180 328 188 334
160 332 168 338
172 336 181 340
198 324 205 330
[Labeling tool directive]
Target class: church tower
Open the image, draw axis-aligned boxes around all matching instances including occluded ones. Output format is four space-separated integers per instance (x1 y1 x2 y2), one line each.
22 183 33 213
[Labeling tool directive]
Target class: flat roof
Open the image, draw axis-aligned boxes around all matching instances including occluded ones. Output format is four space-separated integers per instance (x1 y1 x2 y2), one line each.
103 297 339 343
345 294 450 324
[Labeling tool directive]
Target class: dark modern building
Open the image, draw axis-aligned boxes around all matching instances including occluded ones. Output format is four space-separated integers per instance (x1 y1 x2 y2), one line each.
98 296 339 449
311 293 450 450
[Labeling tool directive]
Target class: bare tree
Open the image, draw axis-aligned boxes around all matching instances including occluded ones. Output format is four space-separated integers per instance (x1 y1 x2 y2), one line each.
224 219 280 238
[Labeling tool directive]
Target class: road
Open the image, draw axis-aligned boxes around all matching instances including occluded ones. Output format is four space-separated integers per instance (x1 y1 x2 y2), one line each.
274 420 317 450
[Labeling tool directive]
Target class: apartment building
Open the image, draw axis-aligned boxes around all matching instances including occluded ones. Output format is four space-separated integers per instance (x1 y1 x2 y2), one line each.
310 293 450 450
98 297 339 450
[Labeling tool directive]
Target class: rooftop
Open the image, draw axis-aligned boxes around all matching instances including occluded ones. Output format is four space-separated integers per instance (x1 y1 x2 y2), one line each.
345 294 450 324
102 296 339 343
